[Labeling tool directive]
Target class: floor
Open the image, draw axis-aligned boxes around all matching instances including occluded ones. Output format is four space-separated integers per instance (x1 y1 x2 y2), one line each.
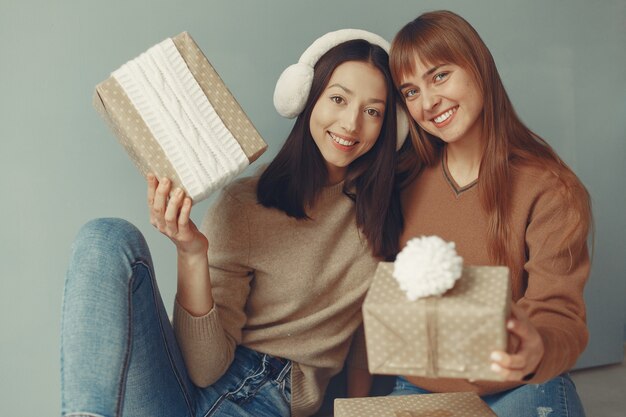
570 348 626 417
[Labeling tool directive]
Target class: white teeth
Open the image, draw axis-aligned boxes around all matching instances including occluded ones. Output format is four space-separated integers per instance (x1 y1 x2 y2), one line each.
433 108 456 124
329 132 356 146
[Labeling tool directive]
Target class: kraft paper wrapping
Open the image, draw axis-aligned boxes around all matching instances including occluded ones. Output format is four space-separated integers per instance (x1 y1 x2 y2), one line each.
93 32 267 203
334 392 496 417
363 263 510 381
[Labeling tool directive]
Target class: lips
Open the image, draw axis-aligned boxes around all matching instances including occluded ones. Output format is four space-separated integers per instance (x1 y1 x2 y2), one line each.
431 106 458 128
328 132 358 149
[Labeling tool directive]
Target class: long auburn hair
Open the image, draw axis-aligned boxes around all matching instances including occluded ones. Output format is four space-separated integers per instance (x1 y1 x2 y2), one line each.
390 10 592 270
258 39 403 260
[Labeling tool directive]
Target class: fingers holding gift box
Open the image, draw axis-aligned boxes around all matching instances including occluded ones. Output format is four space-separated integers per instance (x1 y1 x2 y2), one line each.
489 303 545 381
363 236 512 382
146 173 208 256
94 32 267 204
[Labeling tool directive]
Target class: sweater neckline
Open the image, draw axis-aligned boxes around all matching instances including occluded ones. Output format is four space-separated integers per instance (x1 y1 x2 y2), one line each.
441 150 478 196
319 180 346 200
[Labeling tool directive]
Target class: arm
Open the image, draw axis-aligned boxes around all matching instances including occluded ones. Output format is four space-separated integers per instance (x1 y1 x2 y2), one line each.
490 178 590 382
346 324 373 397
148 175 252 386
347 367 373 398
147 175 213 316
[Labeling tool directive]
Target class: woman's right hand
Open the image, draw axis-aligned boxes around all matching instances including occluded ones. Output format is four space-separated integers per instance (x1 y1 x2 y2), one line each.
148 174 214 316
147 174 208 257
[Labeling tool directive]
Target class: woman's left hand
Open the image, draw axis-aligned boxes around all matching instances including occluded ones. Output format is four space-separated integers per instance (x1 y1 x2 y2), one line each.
489 303 545 381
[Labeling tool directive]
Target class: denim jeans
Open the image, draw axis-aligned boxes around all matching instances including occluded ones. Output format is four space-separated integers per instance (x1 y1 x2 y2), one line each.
390 375 586 417
61 218 291 417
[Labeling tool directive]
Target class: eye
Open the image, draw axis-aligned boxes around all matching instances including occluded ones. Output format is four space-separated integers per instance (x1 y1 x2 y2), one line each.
403 88 419 100
434 72 449 82
330 95 345 104
365 108 382 117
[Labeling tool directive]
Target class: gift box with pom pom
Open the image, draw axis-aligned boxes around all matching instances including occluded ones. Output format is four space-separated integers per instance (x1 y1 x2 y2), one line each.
93 32 267 203
363 237 511 381
334 392 496 417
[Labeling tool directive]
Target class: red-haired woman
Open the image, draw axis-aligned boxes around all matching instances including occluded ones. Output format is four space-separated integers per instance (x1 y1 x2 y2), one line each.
389 10 592 416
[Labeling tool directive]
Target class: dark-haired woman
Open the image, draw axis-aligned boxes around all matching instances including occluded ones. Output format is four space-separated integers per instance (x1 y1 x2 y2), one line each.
60 29 408 417
388 10 592 416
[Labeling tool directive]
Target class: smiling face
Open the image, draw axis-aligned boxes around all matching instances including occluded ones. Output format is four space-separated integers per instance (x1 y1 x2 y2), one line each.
309 60 387 184
398 60 484 147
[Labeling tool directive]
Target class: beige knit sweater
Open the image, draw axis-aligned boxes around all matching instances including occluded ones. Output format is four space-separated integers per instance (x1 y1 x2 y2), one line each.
173 176 377 417
400 155 590 395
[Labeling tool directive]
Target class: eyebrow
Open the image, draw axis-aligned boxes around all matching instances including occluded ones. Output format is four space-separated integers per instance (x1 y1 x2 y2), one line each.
327 83 386 105
398 65 444 90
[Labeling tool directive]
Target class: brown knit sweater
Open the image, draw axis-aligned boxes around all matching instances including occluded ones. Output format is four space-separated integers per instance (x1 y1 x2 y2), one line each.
172 176 376 417
400 155 590 395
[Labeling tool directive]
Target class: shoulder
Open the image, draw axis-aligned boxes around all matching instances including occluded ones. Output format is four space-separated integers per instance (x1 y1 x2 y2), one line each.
511 162 555 186
510 162 590 242
220 175 259 206
511 163 564 203
208 172 293 229
510 162 588 204
509 164 572 231
401 157 443 196
201 176 259 238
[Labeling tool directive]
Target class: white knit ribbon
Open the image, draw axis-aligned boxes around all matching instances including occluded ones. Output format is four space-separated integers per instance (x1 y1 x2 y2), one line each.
112 38 248 201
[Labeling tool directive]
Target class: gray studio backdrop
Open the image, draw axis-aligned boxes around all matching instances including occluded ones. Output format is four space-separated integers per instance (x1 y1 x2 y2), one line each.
1 0 624 415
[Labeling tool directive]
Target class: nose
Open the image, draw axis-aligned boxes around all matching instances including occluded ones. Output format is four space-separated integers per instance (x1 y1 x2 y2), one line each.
340 105 359 134
421 89 441 112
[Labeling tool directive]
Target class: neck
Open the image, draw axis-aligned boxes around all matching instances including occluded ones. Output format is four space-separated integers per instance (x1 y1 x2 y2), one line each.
445 136 485 187
326 165 346 186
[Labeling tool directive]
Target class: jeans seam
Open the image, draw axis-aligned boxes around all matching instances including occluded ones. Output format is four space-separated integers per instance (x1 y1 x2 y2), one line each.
560 375 569 417
111 266 135 417
138 259 195 415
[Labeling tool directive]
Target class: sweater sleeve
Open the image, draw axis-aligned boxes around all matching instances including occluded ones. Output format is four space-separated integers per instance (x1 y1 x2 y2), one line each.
517 177 590 383
173 187 253 387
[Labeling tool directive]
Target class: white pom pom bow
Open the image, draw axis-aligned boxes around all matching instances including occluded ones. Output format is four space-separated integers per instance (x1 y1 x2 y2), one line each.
393 236 463 300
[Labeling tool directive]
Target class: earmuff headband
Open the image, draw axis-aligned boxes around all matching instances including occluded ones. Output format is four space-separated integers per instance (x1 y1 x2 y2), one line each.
273 29 409 149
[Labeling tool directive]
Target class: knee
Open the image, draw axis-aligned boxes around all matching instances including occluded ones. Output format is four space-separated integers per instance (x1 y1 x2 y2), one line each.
76 217 143 247
64 219 154 316
70 218 150 274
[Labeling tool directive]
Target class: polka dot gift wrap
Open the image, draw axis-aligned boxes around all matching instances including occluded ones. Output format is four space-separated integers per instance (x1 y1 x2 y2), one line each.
363 262 511 381
93 32 267 203
334 392 496 417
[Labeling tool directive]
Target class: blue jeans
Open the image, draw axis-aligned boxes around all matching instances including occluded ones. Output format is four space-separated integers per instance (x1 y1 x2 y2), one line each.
61 218 292 417
391 375 586 417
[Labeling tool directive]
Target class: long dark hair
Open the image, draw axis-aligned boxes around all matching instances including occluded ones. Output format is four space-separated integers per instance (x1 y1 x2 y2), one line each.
258 39 403 260
391 10 592 269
